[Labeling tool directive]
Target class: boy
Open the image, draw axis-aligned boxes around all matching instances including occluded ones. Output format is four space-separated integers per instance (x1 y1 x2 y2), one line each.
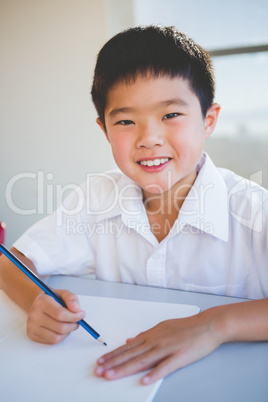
0 25 267 386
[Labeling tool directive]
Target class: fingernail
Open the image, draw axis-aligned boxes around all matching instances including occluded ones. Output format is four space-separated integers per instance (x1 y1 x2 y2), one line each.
98 357 105 363
106 369 114 378
69 300 80 307
142 376 150 385
95 366 104 375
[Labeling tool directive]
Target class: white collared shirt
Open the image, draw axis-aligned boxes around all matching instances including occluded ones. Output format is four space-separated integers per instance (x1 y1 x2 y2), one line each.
14 153 268 299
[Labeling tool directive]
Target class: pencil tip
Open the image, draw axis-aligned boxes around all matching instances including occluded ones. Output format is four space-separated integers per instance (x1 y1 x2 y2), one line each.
97 337 107 346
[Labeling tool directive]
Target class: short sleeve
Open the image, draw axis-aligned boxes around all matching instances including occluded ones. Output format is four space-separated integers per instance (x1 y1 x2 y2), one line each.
13 183 96 277
252 197 268 297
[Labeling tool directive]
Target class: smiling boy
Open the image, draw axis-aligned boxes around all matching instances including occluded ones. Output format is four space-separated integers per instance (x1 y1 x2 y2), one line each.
0 25 268 385
96 75 219 242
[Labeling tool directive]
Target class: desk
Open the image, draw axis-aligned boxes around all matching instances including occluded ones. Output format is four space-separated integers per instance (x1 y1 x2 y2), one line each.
48 275 268 402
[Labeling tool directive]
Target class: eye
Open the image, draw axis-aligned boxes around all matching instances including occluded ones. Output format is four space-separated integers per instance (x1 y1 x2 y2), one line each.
115 120 134 126
163 113 179 120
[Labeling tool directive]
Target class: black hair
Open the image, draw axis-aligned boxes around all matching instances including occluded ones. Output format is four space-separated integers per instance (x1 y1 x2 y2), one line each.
91 25 215 128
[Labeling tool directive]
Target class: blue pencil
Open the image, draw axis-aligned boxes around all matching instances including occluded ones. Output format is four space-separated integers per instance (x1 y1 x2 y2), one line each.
0 244 107 346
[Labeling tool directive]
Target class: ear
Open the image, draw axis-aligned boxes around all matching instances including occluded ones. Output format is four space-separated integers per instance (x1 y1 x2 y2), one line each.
96 117 110 143
204 103 221 139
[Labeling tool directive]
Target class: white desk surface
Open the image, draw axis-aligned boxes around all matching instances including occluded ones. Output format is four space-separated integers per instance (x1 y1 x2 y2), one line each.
47 275 268 402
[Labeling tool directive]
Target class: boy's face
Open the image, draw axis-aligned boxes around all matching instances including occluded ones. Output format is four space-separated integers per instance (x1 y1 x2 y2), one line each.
97 75 220 199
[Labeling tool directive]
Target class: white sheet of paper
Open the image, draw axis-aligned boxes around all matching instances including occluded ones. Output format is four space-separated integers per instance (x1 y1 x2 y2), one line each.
0 290 200 402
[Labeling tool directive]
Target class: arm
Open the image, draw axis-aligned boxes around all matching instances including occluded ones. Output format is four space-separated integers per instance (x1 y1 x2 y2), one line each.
0 247 85 344
95 299 268 384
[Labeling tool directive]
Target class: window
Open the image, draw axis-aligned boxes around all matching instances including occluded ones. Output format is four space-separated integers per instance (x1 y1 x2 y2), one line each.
133 0 268 187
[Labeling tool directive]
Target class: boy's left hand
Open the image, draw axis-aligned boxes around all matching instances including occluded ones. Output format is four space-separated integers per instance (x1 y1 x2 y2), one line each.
95 311 223 385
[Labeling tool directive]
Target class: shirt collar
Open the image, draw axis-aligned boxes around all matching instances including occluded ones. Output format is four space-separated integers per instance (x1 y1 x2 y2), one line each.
95 172 145 223
174 153 229 242
95 153 229 242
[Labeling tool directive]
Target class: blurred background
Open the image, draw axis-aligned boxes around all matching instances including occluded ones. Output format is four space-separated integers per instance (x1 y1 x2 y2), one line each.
1 0 268 247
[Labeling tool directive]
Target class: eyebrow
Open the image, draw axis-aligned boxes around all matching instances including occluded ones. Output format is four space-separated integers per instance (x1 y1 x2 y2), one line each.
108 97 189 118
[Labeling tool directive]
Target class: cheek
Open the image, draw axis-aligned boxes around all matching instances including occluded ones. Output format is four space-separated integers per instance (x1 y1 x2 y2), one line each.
170 129 204 166
170 132 193 154
109 136 129 163
171 121 204 150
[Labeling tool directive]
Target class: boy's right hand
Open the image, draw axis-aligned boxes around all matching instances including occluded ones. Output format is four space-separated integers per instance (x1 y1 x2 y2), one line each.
27 289 86 344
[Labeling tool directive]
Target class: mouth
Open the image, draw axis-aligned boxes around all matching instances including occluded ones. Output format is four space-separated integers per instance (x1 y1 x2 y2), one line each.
137 157 171 167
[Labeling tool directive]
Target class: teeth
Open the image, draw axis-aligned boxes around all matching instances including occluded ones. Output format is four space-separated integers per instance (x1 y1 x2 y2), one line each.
140 158 169 167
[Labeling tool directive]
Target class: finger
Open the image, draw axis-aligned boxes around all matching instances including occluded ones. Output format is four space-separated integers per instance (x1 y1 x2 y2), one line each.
27 311 80 342
31 294 85 324
97 342 151 373
46 298 85 323
97 337 145 364
140 343 211 386
27 322 72 345
99 348 165 380
141 354 184 385
126 337 135 343
56 289 82 313
41 314 80 335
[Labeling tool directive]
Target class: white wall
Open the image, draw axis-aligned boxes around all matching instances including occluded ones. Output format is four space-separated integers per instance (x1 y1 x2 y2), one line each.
0 0 134 246
132 0 268 188
2 0 266 247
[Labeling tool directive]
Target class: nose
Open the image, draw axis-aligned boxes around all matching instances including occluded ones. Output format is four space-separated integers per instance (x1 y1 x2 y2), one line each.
136 121 165 149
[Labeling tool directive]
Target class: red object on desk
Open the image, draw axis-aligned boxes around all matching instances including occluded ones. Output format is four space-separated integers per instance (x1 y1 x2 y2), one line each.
0 222 6 254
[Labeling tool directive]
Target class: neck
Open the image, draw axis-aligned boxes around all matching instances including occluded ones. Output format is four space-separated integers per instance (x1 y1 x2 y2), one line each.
143 170 197 216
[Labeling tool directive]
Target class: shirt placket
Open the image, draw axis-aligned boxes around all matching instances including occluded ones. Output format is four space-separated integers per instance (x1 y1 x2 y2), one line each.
146 242 167 287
